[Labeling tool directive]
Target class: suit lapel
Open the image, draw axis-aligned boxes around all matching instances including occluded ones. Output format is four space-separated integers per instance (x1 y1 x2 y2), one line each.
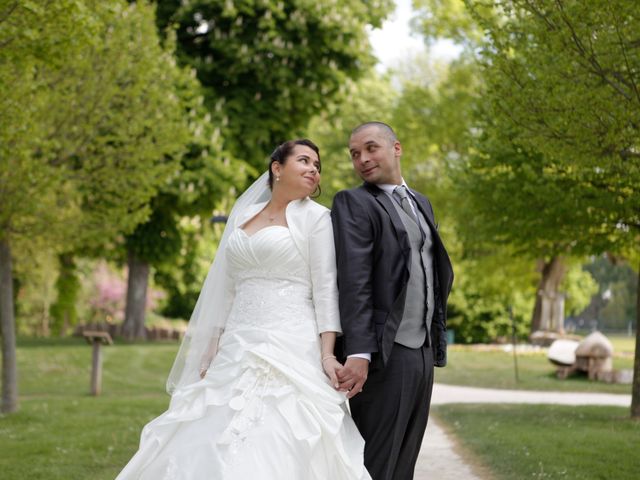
363 183 411 262
411 190 438 233
411 190 454 284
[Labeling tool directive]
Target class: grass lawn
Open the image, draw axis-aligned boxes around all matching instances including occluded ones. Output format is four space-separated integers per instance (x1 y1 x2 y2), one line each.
435 345 633 394
607 334 637 355
0 337 635 478
0 337 177 479
434 404 640 480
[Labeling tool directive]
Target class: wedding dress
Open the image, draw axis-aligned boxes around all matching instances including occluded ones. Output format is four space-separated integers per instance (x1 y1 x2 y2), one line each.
117 225 370 480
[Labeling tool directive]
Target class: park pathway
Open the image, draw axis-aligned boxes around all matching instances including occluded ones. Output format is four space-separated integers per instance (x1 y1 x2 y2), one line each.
412 383 632 479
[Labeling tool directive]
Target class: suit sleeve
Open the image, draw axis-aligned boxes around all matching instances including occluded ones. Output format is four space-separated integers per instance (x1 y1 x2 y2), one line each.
308 209 342 334
331 191 379 355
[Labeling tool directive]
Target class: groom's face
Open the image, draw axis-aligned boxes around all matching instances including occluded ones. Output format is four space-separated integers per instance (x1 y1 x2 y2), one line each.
349 126 402 185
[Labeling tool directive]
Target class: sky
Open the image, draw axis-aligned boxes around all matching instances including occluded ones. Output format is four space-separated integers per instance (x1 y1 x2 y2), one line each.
368 0 461 71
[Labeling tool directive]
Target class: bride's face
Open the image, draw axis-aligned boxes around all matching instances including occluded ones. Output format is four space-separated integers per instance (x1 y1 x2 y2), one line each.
273 145 321 198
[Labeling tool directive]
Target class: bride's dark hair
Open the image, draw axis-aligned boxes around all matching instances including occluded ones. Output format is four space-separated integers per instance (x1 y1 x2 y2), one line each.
268 139 322 194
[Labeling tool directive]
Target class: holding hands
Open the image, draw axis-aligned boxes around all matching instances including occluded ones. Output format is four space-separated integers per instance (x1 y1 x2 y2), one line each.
319 332 368 399
322 356 369 399
336 357 369 399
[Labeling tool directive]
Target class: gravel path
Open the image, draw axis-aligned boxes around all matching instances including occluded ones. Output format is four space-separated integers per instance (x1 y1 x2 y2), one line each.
414 416 484 480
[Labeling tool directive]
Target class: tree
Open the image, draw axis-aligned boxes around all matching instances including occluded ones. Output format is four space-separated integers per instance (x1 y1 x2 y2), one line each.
155 0 393 169
119 68 246 339
463 0 640 416
0 0 192 412
453 126 610 332
1 0 93 415
118 0 395 337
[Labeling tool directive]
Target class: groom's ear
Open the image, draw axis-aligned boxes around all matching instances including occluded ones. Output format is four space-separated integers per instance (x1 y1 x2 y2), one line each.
393 140 402 158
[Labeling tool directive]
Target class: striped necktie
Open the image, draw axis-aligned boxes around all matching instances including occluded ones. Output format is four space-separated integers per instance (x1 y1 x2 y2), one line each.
393 185 418 225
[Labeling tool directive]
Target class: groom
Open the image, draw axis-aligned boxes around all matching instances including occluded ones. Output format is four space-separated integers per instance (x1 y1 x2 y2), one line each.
332 122 453 480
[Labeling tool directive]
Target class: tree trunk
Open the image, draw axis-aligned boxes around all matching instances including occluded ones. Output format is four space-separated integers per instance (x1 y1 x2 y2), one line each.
530 256 567 334
0 238 18 413
122 251 149 340
631 259 640 419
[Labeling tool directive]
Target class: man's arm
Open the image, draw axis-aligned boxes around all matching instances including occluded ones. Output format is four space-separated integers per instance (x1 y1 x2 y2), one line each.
331 190 378 354
331 190 378 397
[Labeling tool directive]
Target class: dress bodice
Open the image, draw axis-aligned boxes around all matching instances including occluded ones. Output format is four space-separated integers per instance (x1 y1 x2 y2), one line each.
226 226 309 284
224 226 314 332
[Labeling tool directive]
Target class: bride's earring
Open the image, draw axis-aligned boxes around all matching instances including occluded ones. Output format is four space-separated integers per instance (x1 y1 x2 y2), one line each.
276 175 280 182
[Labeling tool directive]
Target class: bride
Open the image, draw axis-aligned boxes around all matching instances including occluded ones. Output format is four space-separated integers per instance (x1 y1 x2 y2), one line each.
117 139 370 480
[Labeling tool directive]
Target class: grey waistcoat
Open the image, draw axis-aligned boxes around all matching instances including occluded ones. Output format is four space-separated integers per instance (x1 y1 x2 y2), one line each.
390 197 435 348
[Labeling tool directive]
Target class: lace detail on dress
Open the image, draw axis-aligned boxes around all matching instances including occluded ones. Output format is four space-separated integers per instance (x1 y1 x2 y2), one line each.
236 265 308 281
226 277 314 331
219 358 291 472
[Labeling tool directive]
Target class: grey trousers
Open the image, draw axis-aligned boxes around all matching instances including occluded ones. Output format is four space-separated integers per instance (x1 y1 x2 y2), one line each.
349 343 434 480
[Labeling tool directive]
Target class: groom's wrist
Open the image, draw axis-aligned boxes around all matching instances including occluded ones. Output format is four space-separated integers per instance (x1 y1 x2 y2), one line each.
347 353 371 362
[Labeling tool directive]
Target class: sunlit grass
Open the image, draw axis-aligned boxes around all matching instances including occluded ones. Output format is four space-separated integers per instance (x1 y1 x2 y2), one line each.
434 404 640 480
1 337 177 479
436 345 633 394
0 337 635 478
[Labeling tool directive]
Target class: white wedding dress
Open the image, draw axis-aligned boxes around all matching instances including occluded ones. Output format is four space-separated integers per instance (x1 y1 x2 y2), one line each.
117 226 370 480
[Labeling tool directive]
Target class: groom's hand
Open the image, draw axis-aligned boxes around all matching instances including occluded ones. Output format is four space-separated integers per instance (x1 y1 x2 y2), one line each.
337 357 369 399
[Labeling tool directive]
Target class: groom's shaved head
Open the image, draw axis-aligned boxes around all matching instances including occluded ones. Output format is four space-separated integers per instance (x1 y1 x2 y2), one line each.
350 122 397 145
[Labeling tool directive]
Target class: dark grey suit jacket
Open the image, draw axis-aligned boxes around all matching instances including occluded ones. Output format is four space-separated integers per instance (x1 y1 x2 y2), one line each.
331 183 454 367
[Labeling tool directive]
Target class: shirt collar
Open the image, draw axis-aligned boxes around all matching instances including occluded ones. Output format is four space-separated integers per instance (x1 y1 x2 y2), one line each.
377 178 409 196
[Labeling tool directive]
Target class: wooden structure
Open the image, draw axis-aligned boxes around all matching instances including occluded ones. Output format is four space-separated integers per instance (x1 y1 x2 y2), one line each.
83 330 113 396
574 331 613 380
553 331 613 380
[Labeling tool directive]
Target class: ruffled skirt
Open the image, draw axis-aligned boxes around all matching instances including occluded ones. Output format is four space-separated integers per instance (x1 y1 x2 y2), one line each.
117 318 370 479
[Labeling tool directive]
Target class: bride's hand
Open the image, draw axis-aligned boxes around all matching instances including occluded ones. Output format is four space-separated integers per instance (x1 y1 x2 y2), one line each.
321 356 342 389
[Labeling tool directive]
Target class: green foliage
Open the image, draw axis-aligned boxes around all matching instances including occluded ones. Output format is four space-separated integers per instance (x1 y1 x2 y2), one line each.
306 72 398 205
0 1 193 249
455 120 635 258
464 0 640 255
1 1 211 350
445 247 537 344
156 0 394 169
9 241 59 336
125 201 184 266
407 1 639 343
436 404 639 480
584 255 638 330
390 55 542 343
392 57 478 218
413 0 486 48
121 74 244 271
119 46 245 309
561 260 598 318
123 0 394 323
154 220 224 320
48 255 81 336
